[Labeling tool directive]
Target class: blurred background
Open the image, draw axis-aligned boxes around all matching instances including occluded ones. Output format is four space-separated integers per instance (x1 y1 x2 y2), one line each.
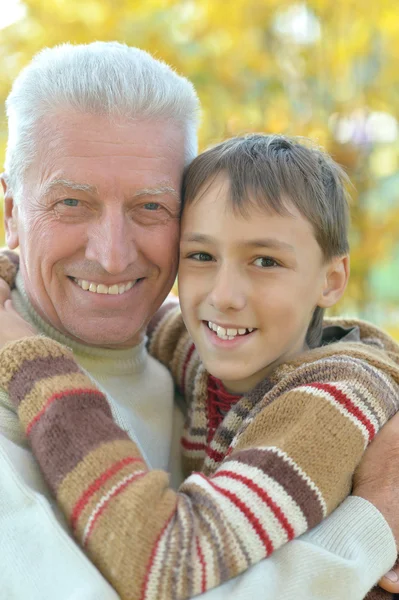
0 0 398 337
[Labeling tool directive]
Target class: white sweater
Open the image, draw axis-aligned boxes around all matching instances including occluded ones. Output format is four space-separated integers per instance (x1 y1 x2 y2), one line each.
0 274 395 599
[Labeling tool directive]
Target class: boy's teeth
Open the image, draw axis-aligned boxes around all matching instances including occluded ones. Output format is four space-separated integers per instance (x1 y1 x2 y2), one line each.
207 321 255 339
108 284 119 295
75 279 136 295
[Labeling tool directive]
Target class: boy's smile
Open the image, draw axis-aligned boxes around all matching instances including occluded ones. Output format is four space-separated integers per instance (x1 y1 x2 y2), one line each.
206 319 255 340
178 172 343 394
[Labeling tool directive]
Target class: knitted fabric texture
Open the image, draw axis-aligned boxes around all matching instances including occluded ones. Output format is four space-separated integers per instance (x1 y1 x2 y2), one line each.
0 254 399 600
0 250 18 289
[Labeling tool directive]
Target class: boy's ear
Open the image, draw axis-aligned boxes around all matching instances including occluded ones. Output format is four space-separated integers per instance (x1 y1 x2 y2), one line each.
1 174 20 250
317 255 350 309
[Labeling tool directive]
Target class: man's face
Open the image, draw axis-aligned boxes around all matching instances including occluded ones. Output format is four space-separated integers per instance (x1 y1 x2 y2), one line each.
4 111 185 347
178 173 339 393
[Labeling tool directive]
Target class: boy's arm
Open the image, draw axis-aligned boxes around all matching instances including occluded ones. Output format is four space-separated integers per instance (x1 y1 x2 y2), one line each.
1 336 397 600
0 415 395 600
0 258 396 600
0 382 395 600
0 395 121 600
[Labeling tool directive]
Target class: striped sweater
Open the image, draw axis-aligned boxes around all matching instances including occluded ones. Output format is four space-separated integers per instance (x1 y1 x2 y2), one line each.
1 256 399 600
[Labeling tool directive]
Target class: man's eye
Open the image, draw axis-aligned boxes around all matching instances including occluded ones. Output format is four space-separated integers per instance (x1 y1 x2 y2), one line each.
253 256 278 268
189 252 213 262
62 198 80 207
143 202 161 211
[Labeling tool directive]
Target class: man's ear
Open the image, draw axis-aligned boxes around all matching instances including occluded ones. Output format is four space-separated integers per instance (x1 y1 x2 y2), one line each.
1 173 19 250
317 255 350 309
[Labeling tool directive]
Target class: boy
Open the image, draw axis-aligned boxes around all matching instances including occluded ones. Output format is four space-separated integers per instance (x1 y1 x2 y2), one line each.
0 134 398 600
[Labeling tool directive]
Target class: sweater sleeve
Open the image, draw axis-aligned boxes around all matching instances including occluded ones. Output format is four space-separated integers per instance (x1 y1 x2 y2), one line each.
1 336 398 600
146 297 202 406
0 250 19 289
0 381 395 600
0 429 121 600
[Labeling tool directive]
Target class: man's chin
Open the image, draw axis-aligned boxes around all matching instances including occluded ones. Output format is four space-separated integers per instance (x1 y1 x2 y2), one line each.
58 320 145 349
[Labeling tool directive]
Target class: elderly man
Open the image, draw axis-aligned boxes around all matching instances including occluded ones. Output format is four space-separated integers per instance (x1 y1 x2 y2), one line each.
0 41 398 599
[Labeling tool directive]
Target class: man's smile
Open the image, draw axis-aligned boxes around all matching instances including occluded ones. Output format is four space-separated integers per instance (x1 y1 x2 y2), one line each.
71 277 141 295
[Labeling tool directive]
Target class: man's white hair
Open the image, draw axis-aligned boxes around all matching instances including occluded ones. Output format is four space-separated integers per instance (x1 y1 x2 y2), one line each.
4 41 200 201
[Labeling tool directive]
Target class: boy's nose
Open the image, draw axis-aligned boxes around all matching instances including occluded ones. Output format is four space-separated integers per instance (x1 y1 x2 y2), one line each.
208 265 247 312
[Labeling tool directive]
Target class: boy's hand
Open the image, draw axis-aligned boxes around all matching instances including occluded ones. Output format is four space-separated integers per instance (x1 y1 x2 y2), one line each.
0 279 37 347
353 411 399 593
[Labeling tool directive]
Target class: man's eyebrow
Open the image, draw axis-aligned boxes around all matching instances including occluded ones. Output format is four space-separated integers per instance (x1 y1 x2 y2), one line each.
41 180 179 199
132 185 179 199
42 178 98 196
181 233 295 252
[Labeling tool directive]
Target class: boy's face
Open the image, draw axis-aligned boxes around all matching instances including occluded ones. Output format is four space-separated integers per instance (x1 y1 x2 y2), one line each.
178 173 344 393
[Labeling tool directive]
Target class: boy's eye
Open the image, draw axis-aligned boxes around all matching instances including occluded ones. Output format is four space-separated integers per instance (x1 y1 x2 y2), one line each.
189 252 214 262
253 256 278 268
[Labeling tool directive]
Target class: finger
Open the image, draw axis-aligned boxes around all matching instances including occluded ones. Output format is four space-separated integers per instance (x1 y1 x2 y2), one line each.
0 279 11 305
378 569 399 593
4 299 16 312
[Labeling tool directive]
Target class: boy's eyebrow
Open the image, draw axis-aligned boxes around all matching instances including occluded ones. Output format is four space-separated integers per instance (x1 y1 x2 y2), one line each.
244 238 296 253
182 233 295 253
181 233 213 243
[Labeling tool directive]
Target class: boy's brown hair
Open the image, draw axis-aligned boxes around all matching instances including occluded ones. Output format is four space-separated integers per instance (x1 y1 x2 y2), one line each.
182 133 350 349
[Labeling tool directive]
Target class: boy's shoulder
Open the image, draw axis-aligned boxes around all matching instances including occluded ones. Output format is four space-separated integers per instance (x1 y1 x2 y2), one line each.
321 316 399 357
238 317 399 441
271 317 399 386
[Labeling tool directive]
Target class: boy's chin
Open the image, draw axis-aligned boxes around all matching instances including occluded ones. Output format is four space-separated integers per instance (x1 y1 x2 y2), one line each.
206 368 257 395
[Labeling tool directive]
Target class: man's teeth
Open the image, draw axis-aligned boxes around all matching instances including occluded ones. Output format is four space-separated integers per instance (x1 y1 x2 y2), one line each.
75 279 135 295
207 321 254 340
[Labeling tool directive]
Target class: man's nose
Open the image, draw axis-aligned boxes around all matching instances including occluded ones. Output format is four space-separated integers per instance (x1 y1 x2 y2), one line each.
85 211 138 275
208 264 247 313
